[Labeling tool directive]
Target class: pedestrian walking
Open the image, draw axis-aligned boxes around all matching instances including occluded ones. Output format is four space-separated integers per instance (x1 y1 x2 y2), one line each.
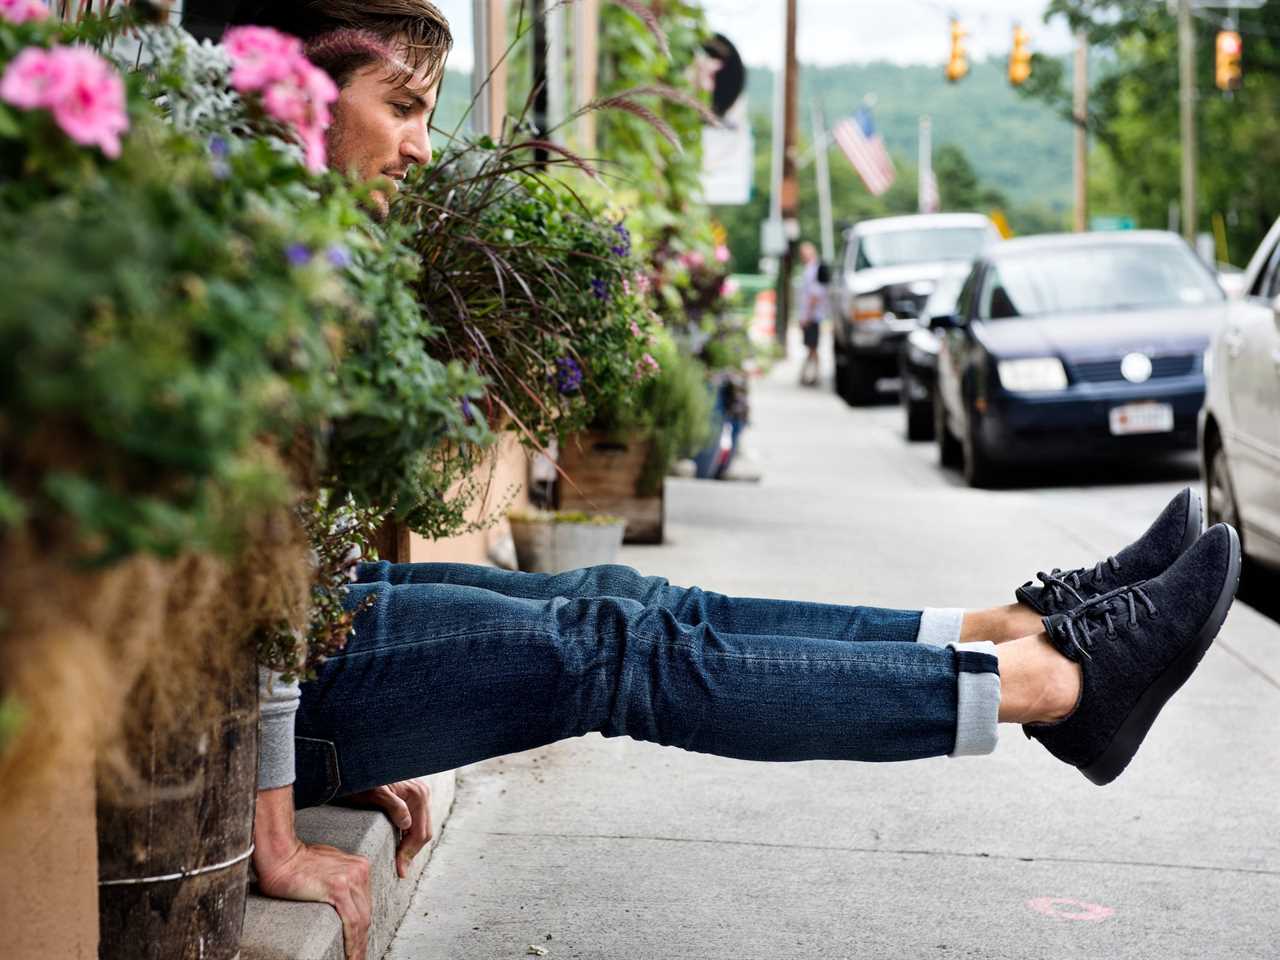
797 241 825 386
228 7 1243 960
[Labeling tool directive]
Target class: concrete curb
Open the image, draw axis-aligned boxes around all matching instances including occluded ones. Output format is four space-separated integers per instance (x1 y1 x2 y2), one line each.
240 770 455 960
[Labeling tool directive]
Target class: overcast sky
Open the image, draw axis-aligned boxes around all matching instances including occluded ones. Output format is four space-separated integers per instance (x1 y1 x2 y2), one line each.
435 0 1076 72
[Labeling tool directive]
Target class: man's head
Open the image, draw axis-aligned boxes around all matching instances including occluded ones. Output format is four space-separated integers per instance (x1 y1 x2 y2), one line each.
230 1 452 215
799 241 819 265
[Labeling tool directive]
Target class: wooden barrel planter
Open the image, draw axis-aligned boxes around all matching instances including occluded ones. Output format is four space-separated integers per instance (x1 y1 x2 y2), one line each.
557 431 664 544
96 640 258 960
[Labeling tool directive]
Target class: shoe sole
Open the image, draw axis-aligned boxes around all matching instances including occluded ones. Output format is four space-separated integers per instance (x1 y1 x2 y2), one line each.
1180 489 1204 555
1080 523 1241 786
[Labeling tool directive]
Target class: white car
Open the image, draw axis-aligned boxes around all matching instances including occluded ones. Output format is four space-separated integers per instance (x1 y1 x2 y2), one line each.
1200 218 1280 570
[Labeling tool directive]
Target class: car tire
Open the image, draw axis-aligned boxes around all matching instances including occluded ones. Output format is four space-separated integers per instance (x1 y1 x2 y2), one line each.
844 353 878 406
906 397 934 442
1206 441 1246 552
900 358 935 442
935 392 962 468
962 406 1001 488
832 343 849 401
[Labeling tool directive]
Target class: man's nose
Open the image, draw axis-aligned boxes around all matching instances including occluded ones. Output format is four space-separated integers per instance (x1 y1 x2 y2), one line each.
402 121 431 168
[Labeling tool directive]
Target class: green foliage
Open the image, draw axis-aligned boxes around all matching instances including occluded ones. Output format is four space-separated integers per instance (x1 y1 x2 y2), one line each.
0 116 355 561
593 329 712 495
598 0 709 217
1031 0 1280 262
508 509 624 526
397 139 662 451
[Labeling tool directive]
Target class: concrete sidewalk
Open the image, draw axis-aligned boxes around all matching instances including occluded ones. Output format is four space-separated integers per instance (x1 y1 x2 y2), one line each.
389 355 1280 959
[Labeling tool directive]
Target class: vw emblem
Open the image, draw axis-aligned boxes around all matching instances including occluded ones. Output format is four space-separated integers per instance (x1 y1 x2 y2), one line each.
1121 352 1153 384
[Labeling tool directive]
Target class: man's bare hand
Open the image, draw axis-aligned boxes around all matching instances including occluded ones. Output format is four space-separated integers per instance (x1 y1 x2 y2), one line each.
255 841 373 960
340 779 434 879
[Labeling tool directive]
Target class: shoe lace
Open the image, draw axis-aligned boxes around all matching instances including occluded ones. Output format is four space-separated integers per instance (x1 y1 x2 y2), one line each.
1051 582 1158 660
1032 555 1122 609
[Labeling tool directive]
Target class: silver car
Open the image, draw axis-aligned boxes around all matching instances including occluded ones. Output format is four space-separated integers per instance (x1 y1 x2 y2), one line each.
1200 218 1280 570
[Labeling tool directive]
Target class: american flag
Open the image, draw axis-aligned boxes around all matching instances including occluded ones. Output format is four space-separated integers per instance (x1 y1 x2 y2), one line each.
832 106 896 197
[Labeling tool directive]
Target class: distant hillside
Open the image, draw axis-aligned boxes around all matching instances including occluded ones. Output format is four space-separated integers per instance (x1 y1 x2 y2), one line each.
435 58 1074 212
747 58 1074 214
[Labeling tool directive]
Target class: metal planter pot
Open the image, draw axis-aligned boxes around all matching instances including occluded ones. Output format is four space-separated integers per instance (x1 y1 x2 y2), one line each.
509 517 627 573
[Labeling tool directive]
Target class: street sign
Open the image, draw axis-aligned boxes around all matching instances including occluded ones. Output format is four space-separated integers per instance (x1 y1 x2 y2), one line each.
1090 216 1136 231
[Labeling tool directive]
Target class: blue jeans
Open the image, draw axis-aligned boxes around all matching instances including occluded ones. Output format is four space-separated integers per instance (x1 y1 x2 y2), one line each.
292 563 999 807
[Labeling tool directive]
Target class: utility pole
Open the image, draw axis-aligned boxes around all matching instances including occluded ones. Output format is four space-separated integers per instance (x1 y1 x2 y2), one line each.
1072 29 1088 232
775 0 799 349
532 0 548 166
811 103 835 264
1179 0 1198 244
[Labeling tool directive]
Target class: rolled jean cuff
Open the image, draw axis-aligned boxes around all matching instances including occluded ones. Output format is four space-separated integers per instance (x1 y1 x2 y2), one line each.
946 640 1001 757
917 607 964 647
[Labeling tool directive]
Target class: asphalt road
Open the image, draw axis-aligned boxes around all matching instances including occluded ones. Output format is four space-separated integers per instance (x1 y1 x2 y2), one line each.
390 355 1280 960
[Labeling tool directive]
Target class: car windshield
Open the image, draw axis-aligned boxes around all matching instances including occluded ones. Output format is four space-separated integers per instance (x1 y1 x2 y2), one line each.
857 227 990 269
981 243 1225 320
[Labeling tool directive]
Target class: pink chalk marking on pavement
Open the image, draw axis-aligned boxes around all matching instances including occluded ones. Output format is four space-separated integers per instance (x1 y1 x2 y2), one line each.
1026 897 1116 922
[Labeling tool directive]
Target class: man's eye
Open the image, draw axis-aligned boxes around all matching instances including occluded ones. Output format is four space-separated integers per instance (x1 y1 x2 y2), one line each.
391 102 412 117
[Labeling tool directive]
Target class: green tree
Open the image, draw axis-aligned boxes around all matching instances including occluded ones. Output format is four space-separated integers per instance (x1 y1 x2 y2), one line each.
1024 0 1280 263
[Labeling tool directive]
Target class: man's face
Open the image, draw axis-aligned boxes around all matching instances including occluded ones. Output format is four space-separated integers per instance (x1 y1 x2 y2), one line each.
326 61 438 218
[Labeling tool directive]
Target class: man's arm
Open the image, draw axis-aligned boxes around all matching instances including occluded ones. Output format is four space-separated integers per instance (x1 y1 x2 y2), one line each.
253 786 373 960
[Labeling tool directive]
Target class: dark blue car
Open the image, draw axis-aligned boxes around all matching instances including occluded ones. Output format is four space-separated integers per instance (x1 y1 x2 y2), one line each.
932 231 1227 487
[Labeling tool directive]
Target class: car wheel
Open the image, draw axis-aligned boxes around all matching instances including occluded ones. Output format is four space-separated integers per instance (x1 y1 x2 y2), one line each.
845 353 878 406
962 407 1000 488
906 397 934 442
935 392 962 468
832 344 849 401
1207 442 1245 549
900 360 934 441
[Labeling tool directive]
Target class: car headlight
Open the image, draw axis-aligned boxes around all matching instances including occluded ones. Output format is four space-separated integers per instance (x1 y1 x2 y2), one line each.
852 293 884 323
997 358 1068 392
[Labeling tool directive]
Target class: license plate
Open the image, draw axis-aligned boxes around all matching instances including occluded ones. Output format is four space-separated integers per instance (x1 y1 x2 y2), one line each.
1109 402 1174 435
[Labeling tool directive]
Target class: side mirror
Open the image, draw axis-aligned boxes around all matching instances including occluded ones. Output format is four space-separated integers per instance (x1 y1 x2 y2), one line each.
928 313 961 332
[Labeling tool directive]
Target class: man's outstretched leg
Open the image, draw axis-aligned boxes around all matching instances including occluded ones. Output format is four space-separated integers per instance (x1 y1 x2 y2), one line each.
296 522 1239 799
357 488 1205 649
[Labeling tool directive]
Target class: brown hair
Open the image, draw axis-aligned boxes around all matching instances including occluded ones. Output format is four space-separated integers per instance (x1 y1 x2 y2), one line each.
229 0 453 88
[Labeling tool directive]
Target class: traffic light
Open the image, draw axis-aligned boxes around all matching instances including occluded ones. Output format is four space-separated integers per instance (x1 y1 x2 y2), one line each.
1009 25 1032 86
946 20 968 83
1216 29 1242 91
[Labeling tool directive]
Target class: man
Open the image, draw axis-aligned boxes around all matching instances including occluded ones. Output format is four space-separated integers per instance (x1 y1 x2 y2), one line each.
236 7 1243 960
797 241 824 386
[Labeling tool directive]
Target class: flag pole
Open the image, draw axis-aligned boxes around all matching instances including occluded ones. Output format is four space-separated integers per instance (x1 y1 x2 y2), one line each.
918 115 932 214
812 102 836 264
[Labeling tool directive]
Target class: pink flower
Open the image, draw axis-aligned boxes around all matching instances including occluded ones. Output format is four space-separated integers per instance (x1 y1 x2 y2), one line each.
46 48 127 157
629 319 643 337
0 46 66 108
633 272 651 294
223 26 303 91
224 27 337 173
720 277 740 298
1 46 128 157
635 353 661 380
714 244 731 263
680 250 705 270
0 0 48 24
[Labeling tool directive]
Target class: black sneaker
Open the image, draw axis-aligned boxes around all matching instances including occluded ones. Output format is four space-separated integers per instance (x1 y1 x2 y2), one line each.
1016 488 1202 617
1025 523 1241 786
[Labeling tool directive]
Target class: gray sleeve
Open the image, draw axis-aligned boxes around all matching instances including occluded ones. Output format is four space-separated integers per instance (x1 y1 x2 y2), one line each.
258 665 301 790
